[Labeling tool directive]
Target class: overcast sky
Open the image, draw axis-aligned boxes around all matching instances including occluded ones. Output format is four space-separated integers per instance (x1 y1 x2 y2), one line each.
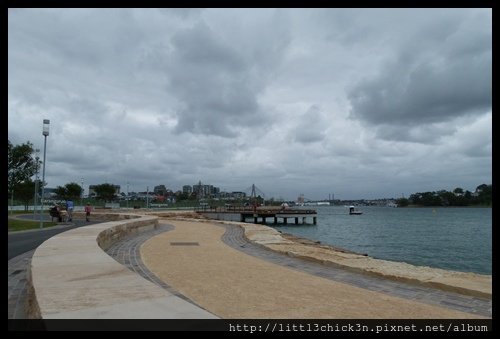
8 8 491 200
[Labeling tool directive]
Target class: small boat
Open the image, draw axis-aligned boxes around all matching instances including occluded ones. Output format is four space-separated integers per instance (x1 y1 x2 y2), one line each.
349 206 363 215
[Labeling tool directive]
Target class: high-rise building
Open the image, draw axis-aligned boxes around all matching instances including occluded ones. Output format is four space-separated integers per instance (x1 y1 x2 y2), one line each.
183 185 193 195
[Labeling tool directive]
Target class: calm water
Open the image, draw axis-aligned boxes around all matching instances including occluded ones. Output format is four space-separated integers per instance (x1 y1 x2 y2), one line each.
272 206 492 275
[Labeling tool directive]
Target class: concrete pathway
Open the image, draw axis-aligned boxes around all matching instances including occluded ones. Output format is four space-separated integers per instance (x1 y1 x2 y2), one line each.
109 220 490 317
141 220 490 319
8 250 35 319
8 222 215 319
8 218 103 319
9 214 99 259
9 217 490 319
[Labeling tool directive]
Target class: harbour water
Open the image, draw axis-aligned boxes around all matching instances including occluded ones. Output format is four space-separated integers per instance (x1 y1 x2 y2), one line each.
272 206 492 275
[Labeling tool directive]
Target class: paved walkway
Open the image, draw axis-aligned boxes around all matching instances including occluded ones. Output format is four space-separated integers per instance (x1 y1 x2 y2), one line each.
219 222 491 317
109 221 491 317
104 224 212 313
8 218 104 319
141 220 491 319
8 250 35 319
9 217 491 319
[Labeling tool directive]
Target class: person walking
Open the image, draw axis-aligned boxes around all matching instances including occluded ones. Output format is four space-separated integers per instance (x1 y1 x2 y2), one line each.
84 203 92 222
66 199 74 222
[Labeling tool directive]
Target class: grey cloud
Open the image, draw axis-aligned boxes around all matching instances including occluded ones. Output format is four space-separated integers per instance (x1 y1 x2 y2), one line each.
8 9 491 200
164 16 290 137
348 10 491 142
373 123 458 145
171 24 245 71
165 23 262 137
158 8 203 19
291 105 328 144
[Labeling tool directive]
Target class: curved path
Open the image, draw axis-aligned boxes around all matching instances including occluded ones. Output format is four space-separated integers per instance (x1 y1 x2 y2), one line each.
140 220 491 319
104 224 212 313
8 216 103 319
8 250 36 319
10 216 491 319
8 214 96 259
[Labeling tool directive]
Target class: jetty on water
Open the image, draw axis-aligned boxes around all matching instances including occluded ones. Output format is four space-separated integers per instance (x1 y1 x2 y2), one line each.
196 206 317 225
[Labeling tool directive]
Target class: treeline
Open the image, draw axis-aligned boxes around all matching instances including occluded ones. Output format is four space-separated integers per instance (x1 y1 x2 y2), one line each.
396 184 492 207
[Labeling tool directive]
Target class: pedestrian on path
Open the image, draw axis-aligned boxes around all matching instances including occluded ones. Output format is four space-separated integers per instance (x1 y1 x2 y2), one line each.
66 199 74 222
84 203 92 222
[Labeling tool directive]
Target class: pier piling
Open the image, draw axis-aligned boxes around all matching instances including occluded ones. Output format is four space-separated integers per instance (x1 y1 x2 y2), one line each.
197 207 318 226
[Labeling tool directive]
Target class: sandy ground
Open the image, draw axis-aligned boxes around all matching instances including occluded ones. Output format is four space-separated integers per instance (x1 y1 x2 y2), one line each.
140 218 487 319
238 223 491 299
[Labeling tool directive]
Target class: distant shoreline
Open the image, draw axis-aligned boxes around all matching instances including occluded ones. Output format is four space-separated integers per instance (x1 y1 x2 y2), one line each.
396 205 492 208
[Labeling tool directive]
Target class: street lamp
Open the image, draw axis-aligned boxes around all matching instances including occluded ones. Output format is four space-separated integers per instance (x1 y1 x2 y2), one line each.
127 182 129 208
33 149 40 216
81 177 84 208
40 119 49 229
146 186 149 209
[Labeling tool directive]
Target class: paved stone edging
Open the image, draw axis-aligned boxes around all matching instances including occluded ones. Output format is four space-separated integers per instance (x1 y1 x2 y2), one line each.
104 223 215 314
230 222 491 299
8 250 36 319
215 221 491 317
114 217 490 318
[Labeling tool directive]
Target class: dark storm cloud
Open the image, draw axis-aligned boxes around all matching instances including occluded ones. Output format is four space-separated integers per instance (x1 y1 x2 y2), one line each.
8 9 491 200
291 105 328 144
164 16 290 137
347 10 491 142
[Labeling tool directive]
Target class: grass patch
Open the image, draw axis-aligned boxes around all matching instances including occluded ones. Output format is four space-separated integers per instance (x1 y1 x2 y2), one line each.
8 218 58 232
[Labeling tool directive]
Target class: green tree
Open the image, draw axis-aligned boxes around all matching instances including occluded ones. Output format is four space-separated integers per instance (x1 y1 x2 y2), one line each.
408 185 491 207
15 179 36 211
54 182 83 200
475 184 492 206
409 193 421 205
175 191 189 201
94 183 117 202
414 191 442 206
476 184 490 192
464 190 473 201
54 186 67 199
255 195 264 205
395 197 409 207
438 190 455 206
8 140 38 196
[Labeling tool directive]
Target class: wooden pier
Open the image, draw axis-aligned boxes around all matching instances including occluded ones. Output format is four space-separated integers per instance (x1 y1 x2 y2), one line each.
196 206 317 225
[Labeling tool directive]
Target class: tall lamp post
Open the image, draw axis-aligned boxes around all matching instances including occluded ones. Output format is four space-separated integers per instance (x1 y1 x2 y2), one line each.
127 182 129 209
33 149 40 216
81 177 84 208
40 119 50 229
